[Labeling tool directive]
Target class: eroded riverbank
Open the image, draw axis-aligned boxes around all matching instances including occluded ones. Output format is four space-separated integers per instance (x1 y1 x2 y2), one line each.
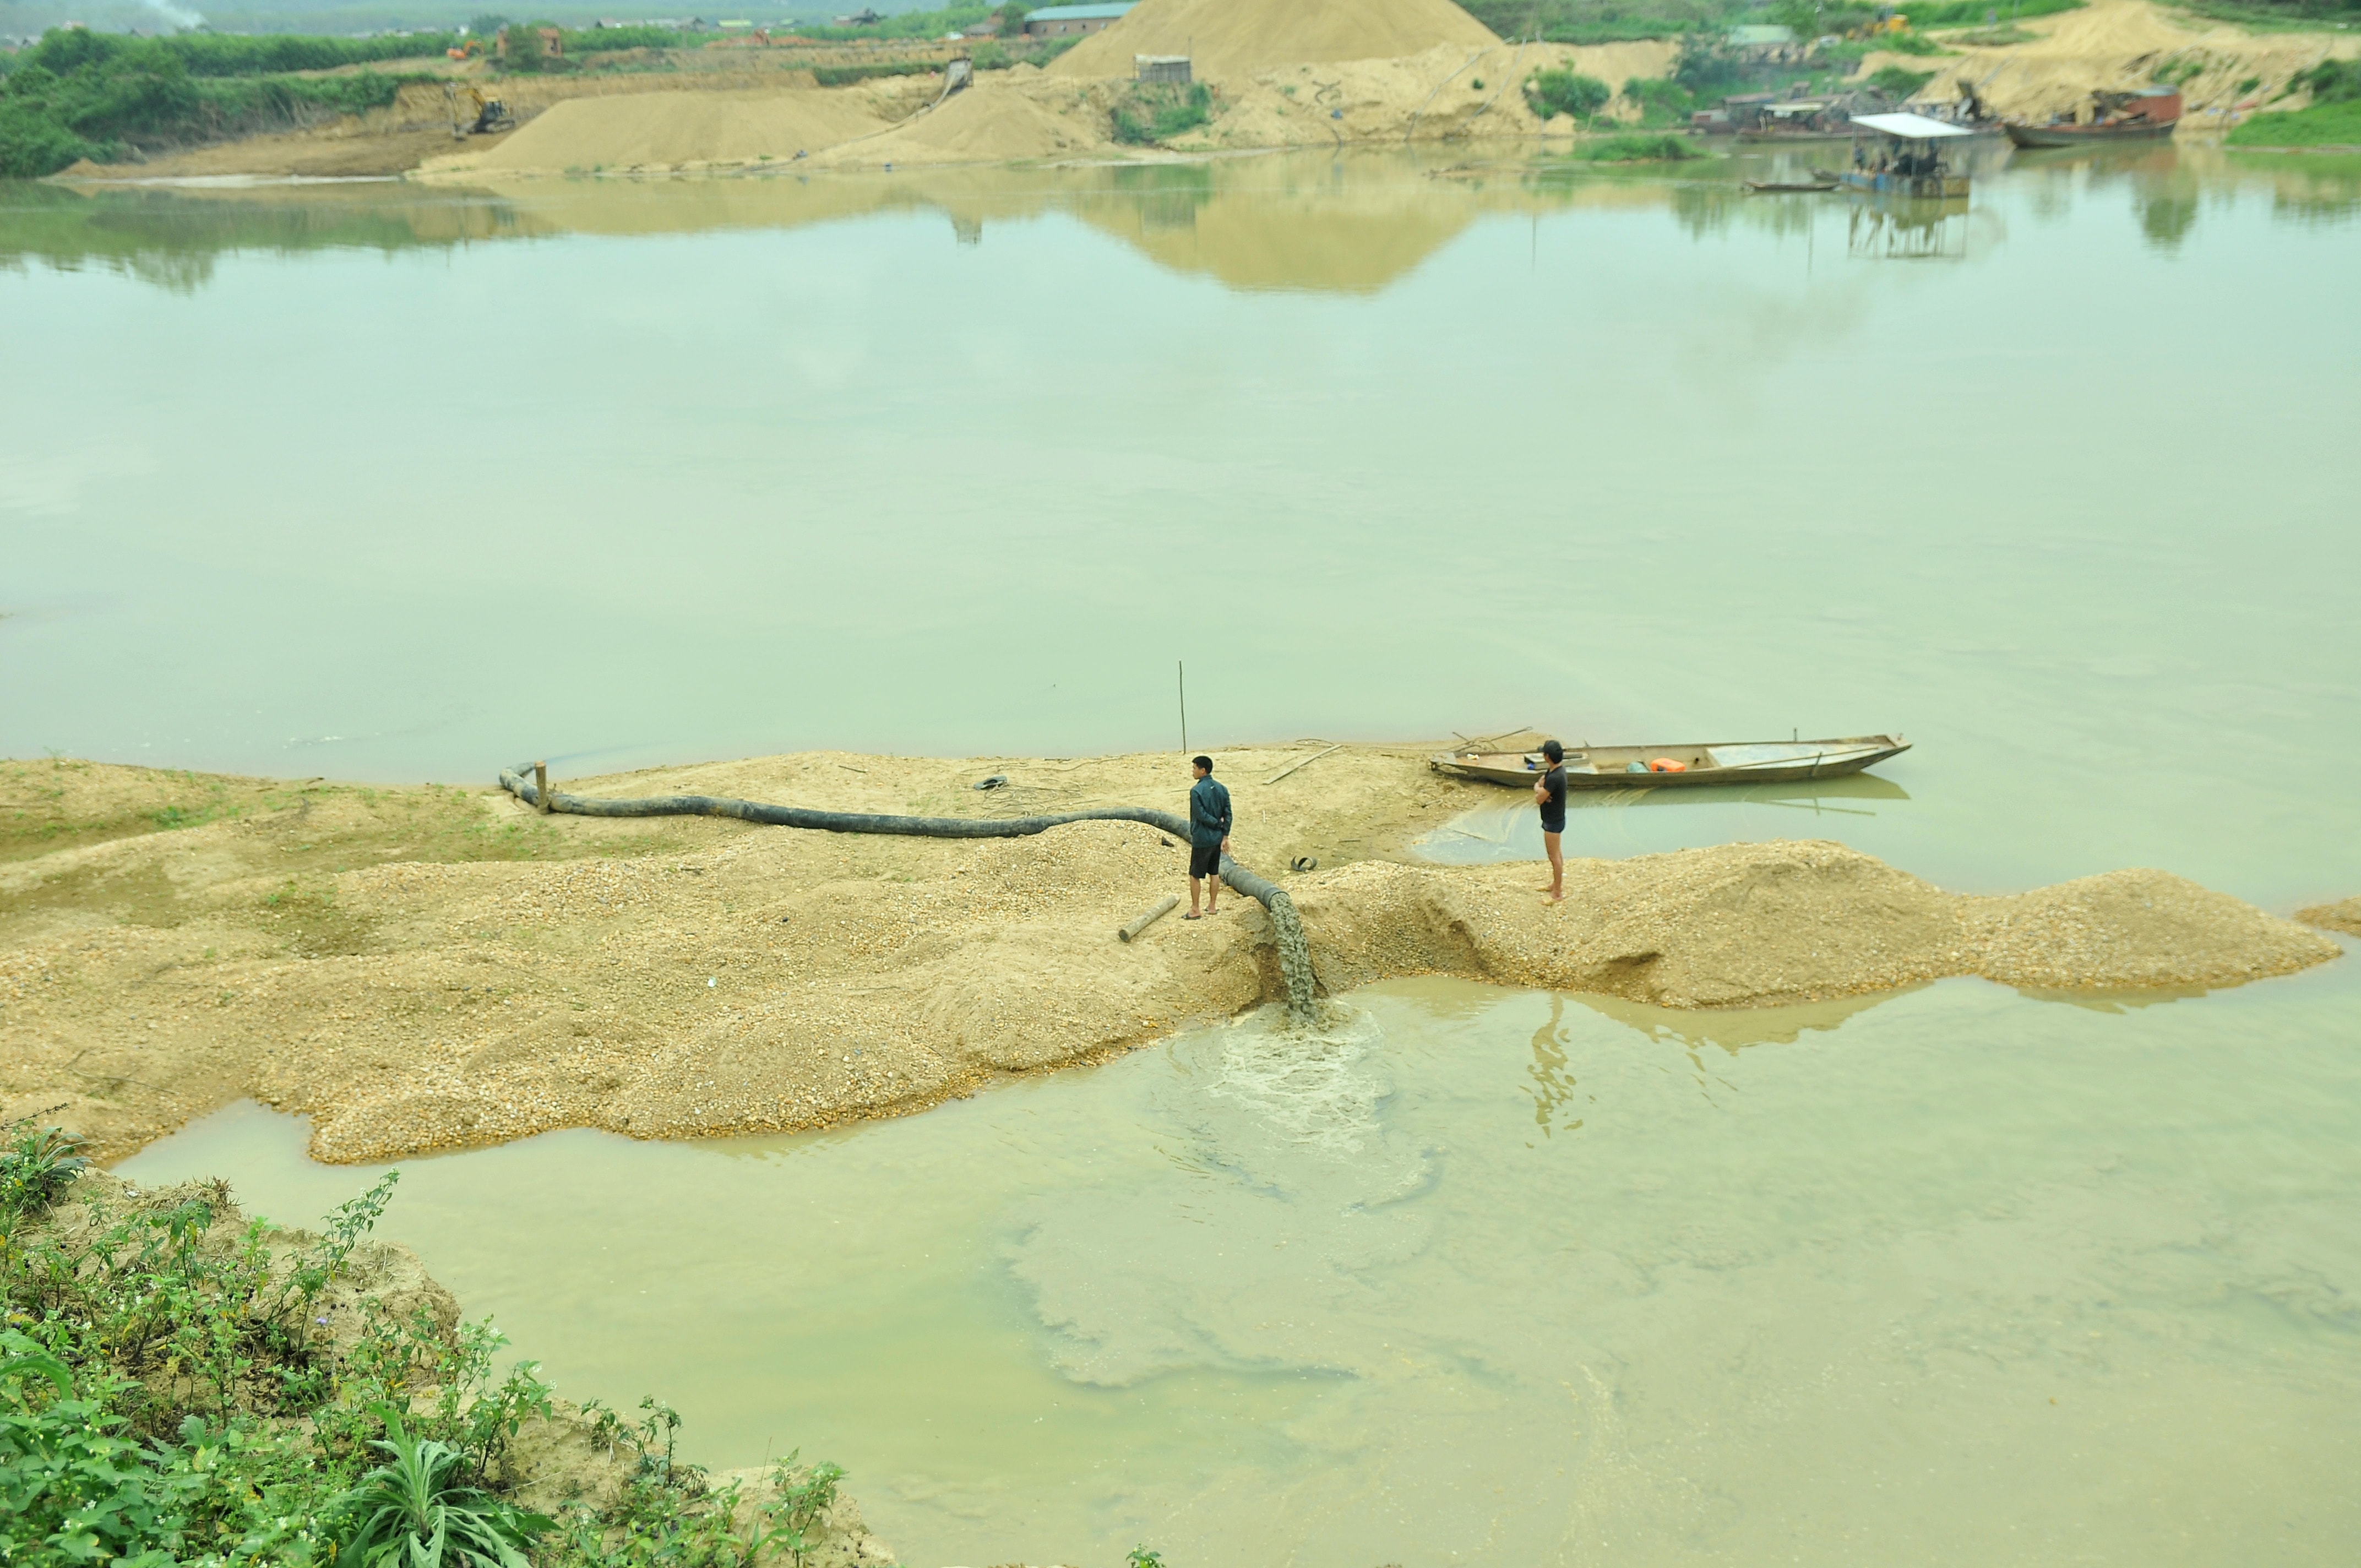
2 749 2338 1166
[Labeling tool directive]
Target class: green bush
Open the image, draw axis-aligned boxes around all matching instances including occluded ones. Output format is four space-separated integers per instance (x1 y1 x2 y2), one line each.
2227 95 2361 145
798 3 997 41
2291 57 2361 104
1574 131 1703 160
1525 67 1613 121
0 1124 845 1568
0 30 416 177
810 59 937 85
330 1409 552 1568
1111 81 1213 145
1622 75 1700 126
1865 64 1938 97
1907 0 2084 22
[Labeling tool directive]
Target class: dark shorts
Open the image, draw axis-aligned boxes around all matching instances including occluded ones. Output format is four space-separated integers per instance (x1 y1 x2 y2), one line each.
1539 809 1565 836
1190 841 1223 879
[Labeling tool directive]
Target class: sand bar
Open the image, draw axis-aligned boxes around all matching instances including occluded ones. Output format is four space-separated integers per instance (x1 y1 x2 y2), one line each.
1 749 2337 1166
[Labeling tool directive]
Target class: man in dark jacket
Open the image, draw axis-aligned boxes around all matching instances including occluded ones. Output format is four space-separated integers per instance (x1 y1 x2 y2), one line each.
1184 754 1231 919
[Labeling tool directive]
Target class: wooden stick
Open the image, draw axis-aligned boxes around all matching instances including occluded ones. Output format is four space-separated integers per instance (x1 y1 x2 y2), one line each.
1118 895 1180 943
1264 743 1343 786
534 760 551 814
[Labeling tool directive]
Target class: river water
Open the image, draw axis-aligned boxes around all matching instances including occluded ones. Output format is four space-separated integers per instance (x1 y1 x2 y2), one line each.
18 143 2361 1563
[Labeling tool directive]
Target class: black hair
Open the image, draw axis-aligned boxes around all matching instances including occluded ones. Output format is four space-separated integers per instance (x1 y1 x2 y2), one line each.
1192 755 1214 772
1541 739 1564 761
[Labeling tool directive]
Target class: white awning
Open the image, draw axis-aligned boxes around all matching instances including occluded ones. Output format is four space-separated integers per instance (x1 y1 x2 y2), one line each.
1850 111 1970 139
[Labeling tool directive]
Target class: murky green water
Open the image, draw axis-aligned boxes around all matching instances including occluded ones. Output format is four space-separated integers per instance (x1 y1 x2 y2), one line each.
123 961 2361 1566
4 145 2358 903
20 144 2361 1564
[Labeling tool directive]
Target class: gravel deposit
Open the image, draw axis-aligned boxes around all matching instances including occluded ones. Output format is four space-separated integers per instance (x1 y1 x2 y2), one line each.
1 750 2336 1166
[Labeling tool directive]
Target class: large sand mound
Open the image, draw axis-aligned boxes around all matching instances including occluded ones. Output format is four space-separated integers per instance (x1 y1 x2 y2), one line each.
1049 0 1498 82
442 89 895 175
1880 0 2360 125
1 752 2338 1165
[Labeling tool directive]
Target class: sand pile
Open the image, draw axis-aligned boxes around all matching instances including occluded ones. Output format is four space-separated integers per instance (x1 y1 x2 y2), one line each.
1876 0 2360 125
810 77 1109 168
1049 0 1498 83
2299 897 2361 937
2 752 2338 1166
1294 842 2336 1006
428 88 898 176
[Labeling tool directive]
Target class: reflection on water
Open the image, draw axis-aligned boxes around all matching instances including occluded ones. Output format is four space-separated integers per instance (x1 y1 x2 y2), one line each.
9 140 2357 296
1415 772 1911 864
115 968 2361 1566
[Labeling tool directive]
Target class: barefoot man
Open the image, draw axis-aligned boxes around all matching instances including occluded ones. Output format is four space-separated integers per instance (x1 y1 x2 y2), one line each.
1533 739 1568 903
1183 754 1231 920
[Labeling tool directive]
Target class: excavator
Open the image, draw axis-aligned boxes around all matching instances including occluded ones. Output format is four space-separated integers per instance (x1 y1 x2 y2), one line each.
444 83 518 138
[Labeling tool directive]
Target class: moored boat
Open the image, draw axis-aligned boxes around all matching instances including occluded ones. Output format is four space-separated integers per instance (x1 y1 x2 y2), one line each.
1429 735 1910 790
2004 86 2180 147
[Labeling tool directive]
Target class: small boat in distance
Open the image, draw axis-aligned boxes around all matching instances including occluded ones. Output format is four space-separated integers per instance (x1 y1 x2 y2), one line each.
1430 735 1910 790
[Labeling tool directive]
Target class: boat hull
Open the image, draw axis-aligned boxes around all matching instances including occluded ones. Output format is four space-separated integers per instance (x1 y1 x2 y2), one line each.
1838 170 1970 198
2004 121 2177 148
1430 736 1911 790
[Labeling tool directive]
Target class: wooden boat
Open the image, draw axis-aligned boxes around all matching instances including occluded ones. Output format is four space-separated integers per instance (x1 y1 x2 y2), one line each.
2003 119 2177 147
1429 735 1910 790
1744 178 1838 193
2005 86 2180 148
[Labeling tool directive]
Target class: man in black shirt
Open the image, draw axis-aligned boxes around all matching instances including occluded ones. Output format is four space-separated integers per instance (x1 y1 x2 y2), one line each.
1533 738 1567 903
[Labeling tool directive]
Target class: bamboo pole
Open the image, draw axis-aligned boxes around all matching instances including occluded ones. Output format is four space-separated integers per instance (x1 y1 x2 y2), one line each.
1118 895 1179 943
1264 743 1344 786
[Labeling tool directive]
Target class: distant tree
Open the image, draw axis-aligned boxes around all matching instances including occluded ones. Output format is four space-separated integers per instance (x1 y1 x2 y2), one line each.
994 2 1031 34
470 13 512 37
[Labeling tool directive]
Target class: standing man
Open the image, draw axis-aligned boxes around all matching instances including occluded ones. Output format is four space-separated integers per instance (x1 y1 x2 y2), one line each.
1533 738 1567 903
1184 754 1231 920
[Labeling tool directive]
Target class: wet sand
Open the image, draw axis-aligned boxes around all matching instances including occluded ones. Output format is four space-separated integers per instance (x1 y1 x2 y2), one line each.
1 749 2336 1166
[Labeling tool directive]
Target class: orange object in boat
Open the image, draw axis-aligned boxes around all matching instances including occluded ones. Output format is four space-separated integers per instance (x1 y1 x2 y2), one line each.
1649 758 1687 773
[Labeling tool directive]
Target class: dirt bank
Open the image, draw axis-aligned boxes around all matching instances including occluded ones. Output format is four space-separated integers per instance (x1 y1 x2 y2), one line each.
1046 0 1499 83
1873 0 2361 128
1 749 2337 1168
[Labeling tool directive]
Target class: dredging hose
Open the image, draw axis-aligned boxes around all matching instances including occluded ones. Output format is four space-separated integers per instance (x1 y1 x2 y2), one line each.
498 762 1316 1015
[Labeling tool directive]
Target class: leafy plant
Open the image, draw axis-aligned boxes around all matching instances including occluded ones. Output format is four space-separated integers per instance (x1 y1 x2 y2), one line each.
1112 81 1214 144
1623 74 1699 126
331 1407 554 1568
1574 132 1704 161
759 1450 846 1568
1127 1548 1167 1568
1526 67 1613 121
1865 64 1938 97
0 1123 87 1222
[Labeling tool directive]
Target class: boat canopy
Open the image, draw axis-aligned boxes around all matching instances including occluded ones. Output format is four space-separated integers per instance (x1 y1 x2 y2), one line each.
1852 111 1971 139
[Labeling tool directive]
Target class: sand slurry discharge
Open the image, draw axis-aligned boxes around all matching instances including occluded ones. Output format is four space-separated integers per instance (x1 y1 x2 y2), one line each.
1 749 2337 1167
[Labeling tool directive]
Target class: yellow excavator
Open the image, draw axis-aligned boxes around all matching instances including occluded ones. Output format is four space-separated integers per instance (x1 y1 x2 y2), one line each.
444 83 518 138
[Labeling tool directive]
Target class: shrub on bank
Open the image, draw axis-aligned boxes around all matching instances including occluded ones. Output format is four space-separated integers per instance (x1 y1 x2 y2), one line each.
1573 131 1704 161
1112 81 1213 145
0 30 420 177
1525 67 1613 122
2227 95 2361 145
0 1118 845 1568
